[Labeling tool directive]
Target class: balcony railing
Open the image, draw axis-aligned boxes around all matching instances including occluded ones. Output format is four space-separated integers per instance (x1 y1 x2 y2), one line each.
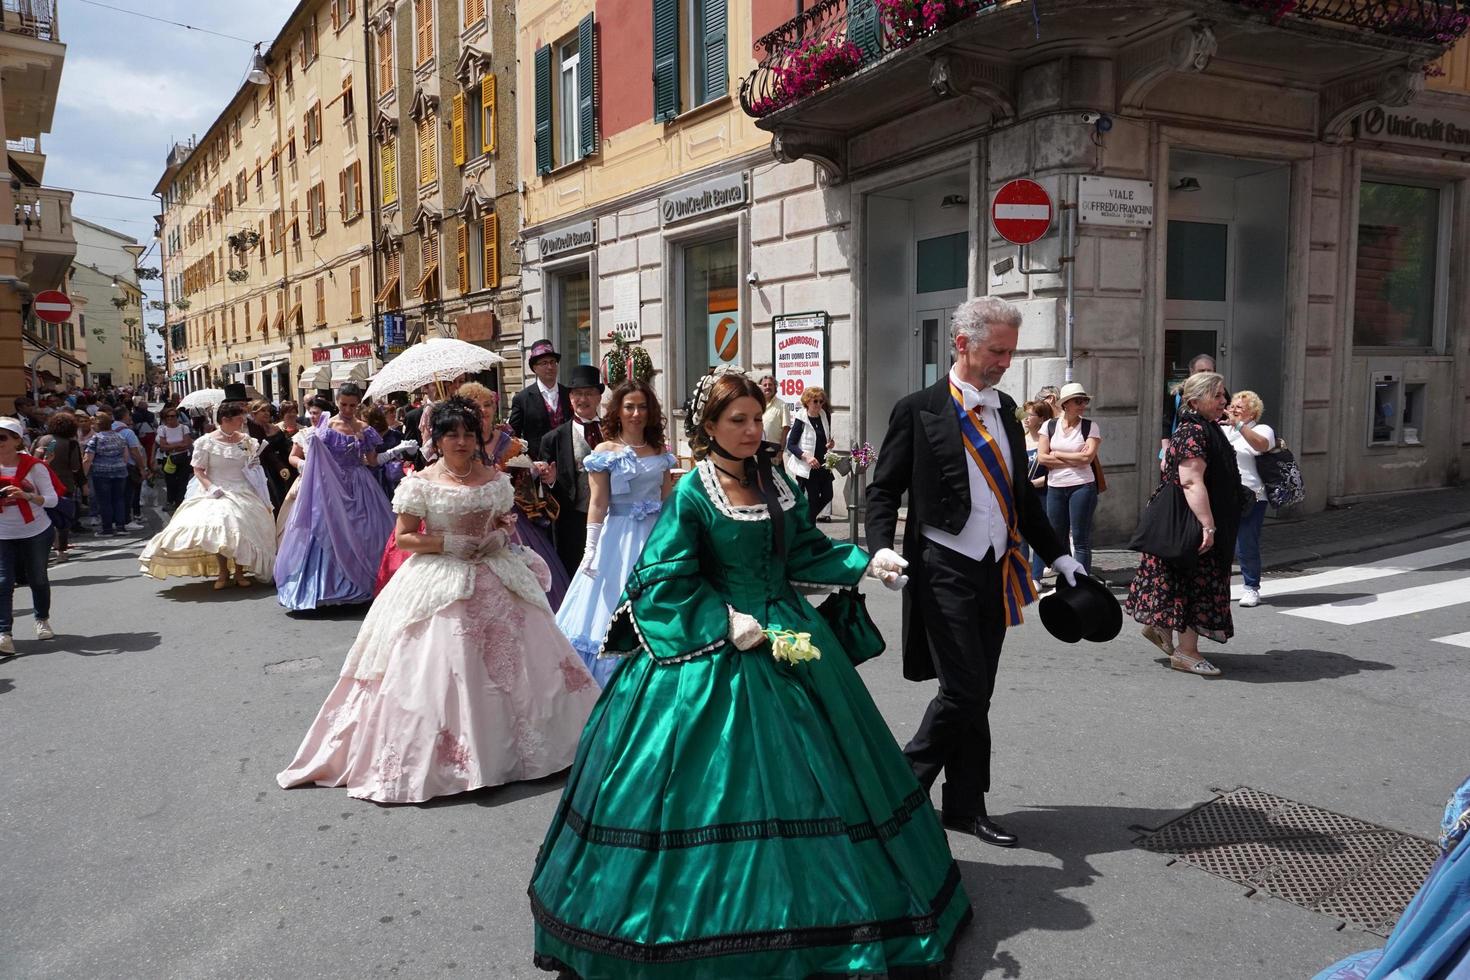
2 0 57 41
739 0 1470 119
14 185 71 242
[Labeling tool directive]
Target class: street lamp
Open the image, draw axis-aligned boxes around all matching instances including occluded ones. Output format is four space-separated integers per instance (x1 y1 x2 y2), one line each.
246 44 270 86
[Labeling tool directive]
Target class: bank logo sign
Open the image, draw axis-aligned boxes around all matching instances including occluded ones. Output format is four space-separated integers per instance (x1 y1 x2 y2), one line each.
1360 106 1470 149
661 172 749 225
539 220 596 260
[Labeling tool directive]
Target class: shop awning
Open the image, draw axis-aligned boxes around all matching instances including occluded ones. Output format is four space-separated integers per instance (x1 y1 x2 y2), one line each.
329 360 370 385
256 358 289 374
374 275 400 305
298 363 330 390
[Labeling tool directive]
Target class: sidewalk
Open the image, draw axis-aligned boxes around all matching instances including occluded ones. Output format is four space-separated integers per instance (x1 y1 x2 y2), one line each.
1090 484 1470 586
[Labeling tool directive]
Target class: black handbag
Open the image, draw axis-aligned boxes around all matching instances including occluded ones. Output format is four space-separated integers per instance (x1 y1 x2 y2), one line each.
1127 482 1201 567
816 587 886 666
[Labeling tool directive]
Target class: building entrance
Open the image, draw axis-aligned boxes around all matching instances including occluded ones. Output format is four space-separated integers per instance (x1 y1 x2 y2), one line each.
1165 151 1290 417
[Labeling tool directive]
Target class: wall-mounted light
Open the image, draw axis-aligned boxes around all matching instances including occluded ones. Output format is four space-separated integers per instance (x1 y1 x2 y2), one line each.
1173 177 1202 193
940 194 969 209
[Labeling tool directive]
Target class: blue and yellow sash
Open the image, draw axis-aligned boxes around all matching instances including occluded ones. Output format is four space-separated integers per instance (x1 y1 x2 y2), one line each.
950 382 1037 626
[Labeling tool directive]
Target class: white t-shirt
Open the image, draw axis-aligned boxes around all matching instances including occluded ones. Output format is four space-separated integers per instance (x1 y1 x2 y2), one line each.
1227 422 1276 501
1044 417 1102 488
0 457 57 539
156 424 192 452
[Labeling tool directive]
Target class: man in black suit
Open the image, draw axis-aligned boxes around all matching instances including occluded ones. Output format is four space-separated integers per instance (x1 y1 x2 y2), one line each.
510 340 570 461
866 295 1083 849
537 364 604 577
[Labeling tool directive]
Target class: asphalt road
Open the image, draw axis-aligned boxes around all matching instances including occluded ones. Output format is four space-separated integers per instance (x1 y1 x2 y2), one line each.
2 521 1464 979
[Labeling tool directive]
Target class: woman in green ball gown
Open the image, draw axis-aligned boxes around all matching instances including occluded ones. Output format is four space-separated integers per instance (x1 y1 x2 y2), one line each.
530 371 971 979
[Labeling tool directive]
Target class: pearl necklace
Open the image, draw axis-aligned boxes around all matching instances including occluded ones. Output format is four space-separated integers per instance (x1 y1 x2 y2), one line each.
619 438 648 450
442 458 476 483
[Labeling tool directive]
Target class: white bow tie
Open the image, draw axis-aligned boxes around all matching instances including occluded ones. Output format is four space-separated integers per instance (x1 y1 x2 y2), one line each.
972 388 1000 410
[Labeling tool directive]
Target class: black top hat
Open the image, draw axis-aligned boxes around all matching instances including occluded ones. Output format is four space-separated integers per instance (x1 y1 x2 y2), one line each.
567 364 604 393
527 339 561 366
221 382 249 403
1038 573 1122 644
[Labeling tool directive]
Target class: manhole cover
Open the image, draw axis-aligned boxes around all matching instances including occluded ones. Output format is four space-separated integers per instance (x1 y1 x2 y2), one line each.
1138 787 1437 936
263 657 325 674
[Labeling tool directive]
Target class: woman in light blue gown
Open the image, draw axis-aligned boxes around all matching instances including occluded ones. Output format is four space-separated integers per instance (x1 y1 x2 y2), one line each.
554 378 674 685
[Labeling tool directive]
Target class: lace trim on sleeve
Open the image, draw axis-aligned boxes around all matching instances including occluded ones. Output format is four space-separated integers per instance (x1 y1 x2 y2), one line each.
392 475 430 517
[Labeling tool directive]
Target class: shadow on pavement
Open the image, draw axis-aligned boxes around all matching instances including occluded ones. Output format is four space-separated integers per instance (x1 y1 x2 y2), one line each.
1257 592 1373 609
51 574 134 587
157 583 275 603
0 678 13 695
285 603 372 622
952 800 1209 979
1198 649 1395 683
42 631 163 657
412 768 571 810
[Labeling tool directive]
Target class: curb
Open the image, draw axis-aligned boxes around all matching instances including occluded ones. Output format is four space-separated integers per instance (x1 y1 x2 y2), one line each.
1092 512 1470 589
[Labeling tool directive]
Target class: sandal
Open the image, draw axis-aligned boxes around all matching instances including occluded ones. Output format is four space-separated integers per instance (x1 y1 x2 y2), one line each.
1141 624 1175 657
1170 653 1222 677
214 578 230 590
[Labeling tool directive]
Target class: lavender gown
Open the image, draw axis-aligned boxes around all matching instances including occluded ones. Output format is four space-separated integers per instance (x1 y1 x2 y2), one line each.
275 416 396 610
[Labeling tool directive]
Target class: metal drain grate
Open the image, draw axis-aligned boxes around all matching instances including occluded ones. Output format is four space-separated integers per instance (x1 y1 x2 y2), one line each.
1138 787 1438 936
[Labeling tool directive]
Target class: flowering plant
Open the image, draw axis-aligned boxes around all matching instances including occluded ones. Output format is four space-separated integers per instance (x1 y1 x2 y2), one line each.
748 36 863 116
850 441 878 471
876 0 993 43
766 629 820 665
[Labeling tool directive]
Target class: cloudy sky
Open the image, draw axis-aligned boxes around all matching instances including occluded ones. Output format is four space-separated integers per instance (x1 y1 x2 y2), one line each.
50 0 298 360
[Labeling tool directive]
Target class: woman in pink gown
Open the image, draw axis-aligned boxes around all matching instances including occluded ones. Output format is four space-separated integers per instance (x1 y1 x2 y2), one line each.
278 397 599 804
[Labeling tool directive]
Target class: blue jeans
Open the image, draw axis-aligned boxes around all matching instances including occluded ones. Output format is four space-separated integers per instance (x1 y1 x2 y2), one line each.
0 525 54 635
1236 499 1268 589
1044 482 1099 574
91 472 129 531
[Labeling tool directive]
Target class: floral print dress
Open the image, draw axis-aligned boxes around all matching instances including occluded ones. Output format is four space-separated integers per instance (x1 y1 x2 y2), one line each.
1125 418 1239 643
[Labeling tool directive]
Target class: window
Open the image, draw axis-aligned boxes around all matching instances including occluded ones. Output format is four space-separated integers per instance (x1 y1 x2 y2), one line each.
284 60 293 94
1354 181 1445 349
350 264 363 319
315 277 326 325
382 140 398 206
236 169 247 203
252 92 260 125
463 0 485 28
417 112 438 185
329 0 355 31
266 79 276 110
557 37 580 167
286 128 298 181
652 0 727 121
377 249 401 308
483 213 500 289
232 118 242 145
481 74 497 154
339 161 363 222
292 285 304 330
916 233 968 293
258 220 266 267
255 157 263 193
416 231 440 298
680 235 739 394
534 16 597 173
270 140 280 177
305 102 323 148
456 220 470 291
270 208 284 253
244 299 252 340
307 182 327 236
452 92 467 166
376 25 394 95
414 0 434 66
302 14 319 68
550 267 593 366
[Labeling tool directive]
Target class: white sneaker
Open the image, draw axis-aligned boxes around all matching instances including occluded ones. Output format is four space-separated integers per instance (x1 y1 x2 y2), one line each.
0 634 13 655
1239 587 1260 608
125 521 146 531
35 620 54 640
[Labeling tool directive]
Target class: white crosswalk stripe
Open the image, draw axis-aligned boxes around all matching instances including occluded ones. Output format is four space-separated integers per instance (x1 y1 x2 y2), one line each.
1239 537 1470 640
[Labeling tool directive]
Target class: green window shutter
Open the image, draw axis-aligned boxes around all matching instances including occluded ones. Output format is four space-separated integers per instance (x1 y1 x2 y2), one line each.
534 44 553 174
702 0 727 102
652 0 679 123
577 13 598 159
848 0 880 61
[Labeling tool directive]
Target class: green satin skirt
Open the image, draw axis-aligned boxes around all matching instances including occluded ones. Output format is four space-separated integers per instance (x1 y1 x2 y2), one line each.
529 592 972 979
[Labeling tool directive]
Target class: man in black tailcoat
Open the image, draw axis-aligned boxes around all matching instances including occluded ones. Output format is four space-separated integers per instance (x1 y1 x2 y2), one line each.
537 364 604 577
510 340 570 462
866 295 1083 848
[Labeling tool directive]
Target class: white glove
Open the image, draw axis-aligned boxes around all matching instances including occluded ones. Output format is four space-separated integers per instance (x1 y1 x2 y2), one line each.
377 440 419 463
208 485 226 499
1053 554 1084 588
577 523 604 578
867 547 909 591
728 607 765 650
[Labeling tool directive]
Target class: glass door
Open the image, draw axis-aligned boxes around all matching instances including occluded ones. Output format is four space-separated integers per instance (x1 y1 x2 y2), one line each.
914 307 954 389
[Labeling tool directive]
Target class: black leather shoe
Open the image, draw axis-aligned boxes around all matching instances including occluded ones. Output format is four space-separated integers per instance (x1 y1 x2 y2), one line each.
942 813 1019 848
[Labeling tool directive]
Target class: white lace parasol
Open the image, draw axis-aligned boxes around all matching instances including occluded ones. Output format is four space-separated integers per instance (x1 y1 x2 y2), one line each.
177 388 225 410
366 338 504 399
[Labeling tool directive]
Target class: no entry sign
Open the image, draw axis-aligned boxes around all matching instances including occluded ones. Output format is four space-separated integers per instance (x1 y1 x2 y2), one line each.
991 179 1054 246
33 290 72 323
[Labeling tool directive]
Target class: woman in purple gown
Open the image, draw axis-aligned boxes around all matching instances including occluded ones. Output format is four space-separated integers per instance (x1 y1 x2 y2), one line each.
275 383 396 610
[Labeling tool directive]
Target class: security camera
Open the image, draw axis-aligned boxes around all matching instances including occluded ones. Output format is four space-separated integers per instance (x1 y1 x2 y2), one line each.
1079 111 1101 125
746 271 759 285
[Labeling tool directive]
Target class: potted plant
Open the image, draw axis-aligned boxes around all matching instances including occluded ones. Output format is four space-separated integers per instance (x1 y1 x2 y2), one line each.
227 229 261 254
173 298 191 311
227 268 249 283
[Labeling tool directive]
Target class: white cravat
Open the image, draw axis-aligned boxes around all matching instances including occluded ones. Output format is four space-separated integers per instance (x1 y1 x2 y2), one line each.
921 368 1013 562
538 379 560 416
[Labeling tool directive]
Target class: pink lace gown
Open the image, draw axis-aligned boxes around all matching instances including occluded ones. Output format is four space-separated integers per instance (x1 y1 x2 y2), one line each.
277 473 600 804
